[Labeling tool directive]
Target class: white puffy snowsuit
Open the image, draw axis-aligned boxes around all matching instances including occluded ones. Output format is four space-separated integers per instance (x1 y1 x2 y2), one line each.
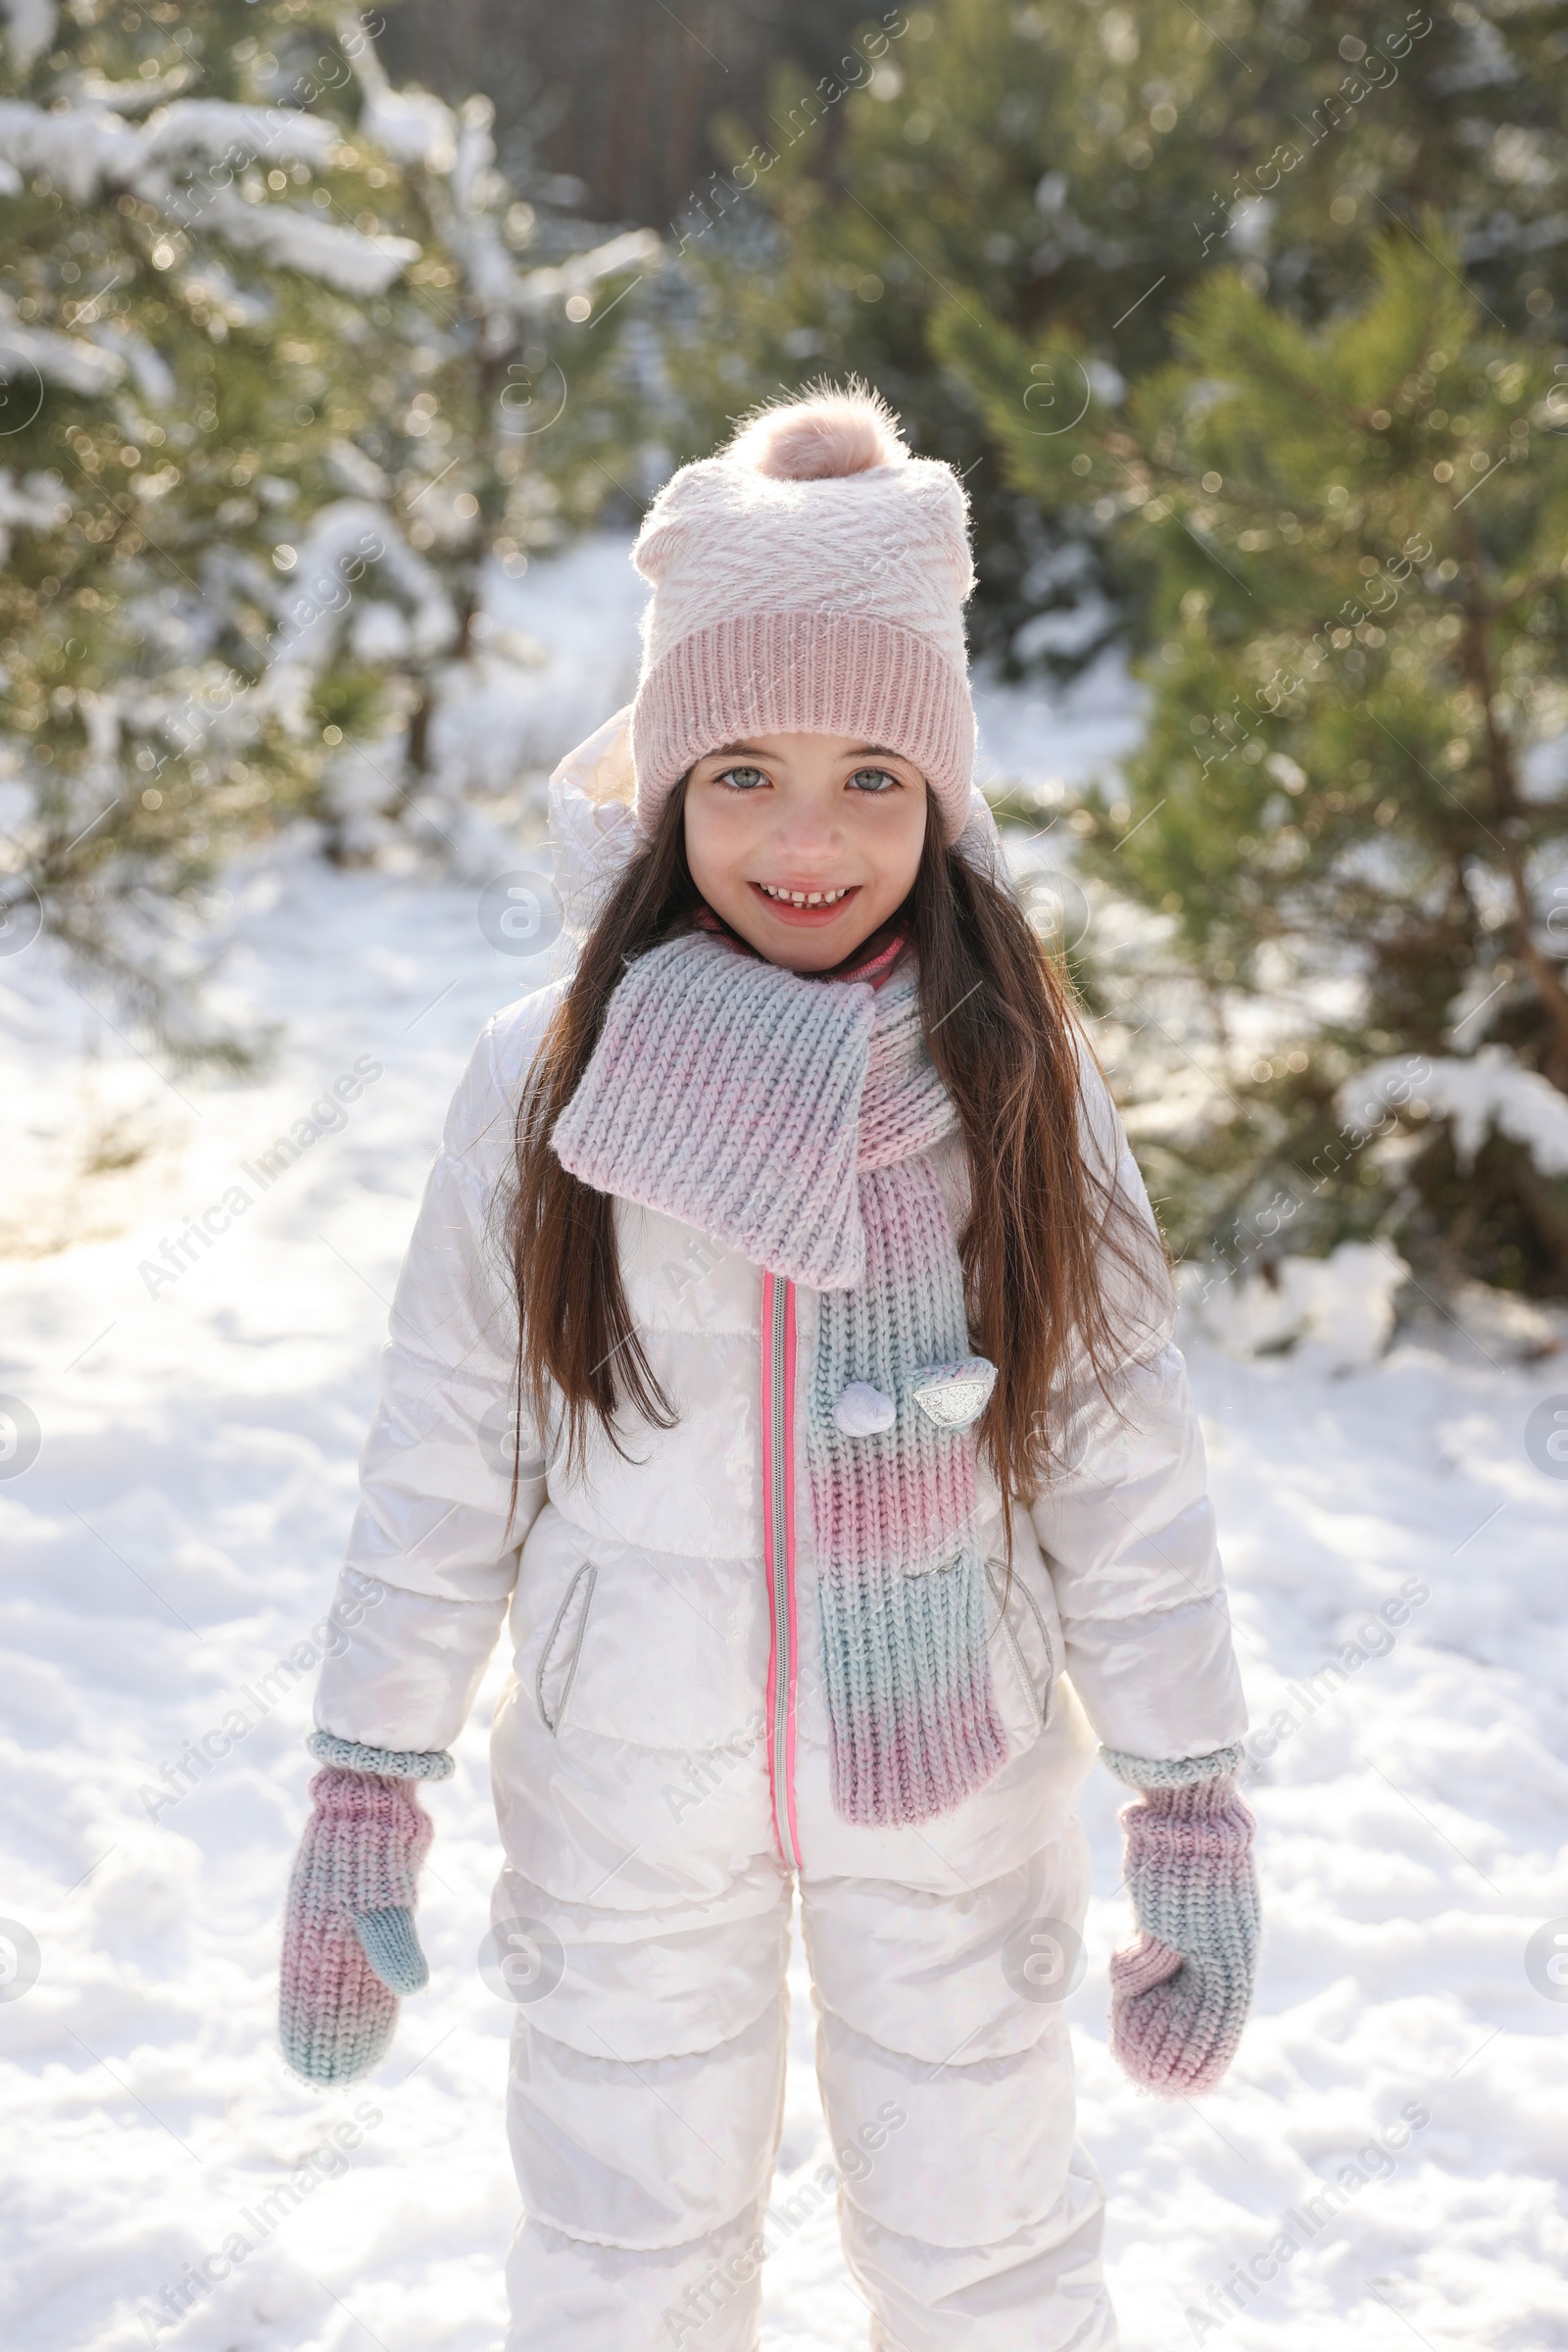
312 807 1247 2352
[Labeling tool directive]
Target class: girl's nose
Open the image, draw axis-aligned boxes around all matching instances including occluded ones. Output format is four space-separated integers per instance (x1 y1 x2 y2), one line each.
766 799 844 858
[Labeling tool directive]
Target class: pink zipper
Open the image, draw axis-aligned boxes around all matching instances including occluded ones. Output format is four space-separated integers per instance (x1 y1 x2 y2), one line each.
760 1270 801 1869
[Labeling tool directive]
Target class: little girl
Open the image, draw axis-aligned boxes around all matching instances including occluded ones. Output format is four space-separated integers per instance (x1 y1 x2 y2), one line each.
280 385 1257 2351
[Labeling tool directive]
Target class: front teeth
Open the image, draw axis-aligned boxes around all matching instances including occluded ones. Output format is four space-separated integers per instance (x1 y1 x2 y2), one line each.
759 883 852 906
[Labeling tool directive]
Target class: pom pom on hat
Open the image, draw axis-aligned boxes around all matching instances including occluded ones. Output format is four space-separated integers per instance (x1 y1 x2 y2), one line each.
726 382 908 481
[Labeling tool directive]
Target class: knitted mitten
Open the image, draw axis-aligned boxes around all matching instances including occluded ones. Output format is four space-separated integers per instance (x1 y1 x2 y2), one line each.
1102 1744 1258 2096
279 1735 452 2085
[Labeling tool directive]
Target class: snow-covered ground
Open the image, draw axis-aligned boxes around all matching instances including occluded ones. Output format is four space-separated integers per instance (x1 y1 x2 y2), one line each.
2 546 1566 2352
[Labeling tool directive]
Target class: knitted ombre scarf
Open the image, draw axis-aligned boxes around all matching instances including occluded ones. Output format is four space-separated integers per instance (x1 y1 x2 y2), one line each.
551 924 1008 1828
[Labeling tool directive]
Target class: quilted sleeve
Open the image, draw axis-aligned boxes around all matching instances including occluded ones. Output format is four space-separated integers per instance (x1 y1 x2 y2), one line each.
313 987 561 1755
1027 1046 1248 1761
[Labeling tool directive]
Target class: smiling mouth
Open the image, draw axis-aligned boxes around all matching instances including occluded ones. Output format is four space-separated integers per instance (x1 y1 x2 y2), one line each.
753 882 858 908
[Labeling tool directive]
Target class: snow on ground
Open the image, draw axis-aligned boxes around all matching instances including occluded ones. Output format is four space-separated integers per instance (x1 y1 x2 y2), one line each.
2 546 1566 2352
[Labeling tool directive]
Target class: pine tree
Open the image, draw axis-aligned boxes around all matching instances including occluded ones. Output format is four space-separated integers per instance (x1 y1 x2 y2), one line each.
0 0 412 1036
666 0 1568 672
940 230 1568 1292
302 37 658 861
0 0 654 1033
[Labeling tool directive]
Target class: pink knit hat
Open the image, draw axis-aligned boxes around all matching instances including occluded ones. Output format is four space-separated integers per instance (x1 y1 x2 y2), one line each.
628 384 978 843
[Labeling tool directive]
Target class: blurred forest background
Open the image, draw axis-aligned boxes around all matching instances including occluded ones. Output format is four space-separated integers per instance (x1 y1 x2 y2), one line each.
3 0 1568 1298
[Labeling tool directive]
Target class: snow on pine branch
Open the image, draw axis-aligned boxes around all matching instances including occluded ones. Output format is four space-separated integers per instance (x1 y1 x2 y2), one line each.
0 301 123 394
1341 1048 1568 1177
198 186 416 297
0 0 54 76
356 80 457 172
0 91 420 311
0 465 70 562
348 39 661 342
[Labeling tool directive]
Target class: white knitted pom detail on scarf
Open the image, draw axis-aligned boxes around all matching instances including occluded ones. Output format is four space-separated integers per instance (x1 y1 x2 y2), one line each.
727 382 908 481
833 1381 898 1438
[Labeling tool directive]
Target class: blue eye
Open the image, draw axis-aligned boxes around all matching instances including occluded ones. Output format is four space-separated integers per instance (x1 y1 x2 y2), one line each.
849 766 899 793
718 764 768 791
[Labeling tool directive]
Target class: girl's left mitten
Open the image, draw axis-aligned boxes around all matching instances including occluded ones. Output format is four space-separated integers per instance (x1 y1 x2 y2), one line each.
1103 1744 1259 2097
280 1758 442 2085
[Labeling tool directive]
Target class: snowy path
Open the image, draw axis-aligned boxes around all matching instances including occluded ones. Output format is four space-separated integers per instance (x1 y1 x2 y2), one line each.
3 852 1564 2352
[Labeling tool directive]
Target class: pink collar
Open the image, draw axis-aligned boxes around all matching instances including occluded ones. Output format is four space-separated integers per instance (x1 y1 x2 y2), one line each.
836 929 906 989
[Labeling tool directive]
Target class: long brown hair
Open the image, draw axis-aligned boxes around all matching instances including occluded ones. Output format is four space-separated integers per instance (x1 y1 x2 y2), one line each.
507 781 1167 1535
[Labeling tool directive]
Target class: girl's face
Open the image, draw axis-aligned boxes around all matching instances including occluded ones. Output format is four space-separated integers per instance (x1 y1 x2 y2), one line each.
682 732 928 973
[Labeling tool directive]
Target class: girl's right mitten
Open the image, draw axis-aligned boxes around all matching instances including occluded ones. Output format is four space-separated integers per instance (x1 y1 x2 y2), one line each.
279 1740 450 2086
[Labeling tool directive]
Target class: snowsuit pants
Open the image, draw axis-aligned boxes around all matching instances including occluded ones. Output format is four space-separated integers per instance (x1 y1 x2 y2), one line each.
500 1823 1115 2351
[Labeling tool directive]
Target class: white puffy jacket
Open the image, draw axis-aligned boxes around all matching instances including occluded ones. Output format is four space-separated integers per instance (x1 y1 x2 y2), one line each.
309 774 1246 2349
315 977 1244 1897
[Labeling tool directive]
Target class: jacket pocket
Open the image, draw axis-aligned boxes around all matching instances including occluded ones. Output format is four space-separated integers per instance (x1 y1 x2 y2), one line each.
535 1561 597 1736
985 1556 1055 1735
